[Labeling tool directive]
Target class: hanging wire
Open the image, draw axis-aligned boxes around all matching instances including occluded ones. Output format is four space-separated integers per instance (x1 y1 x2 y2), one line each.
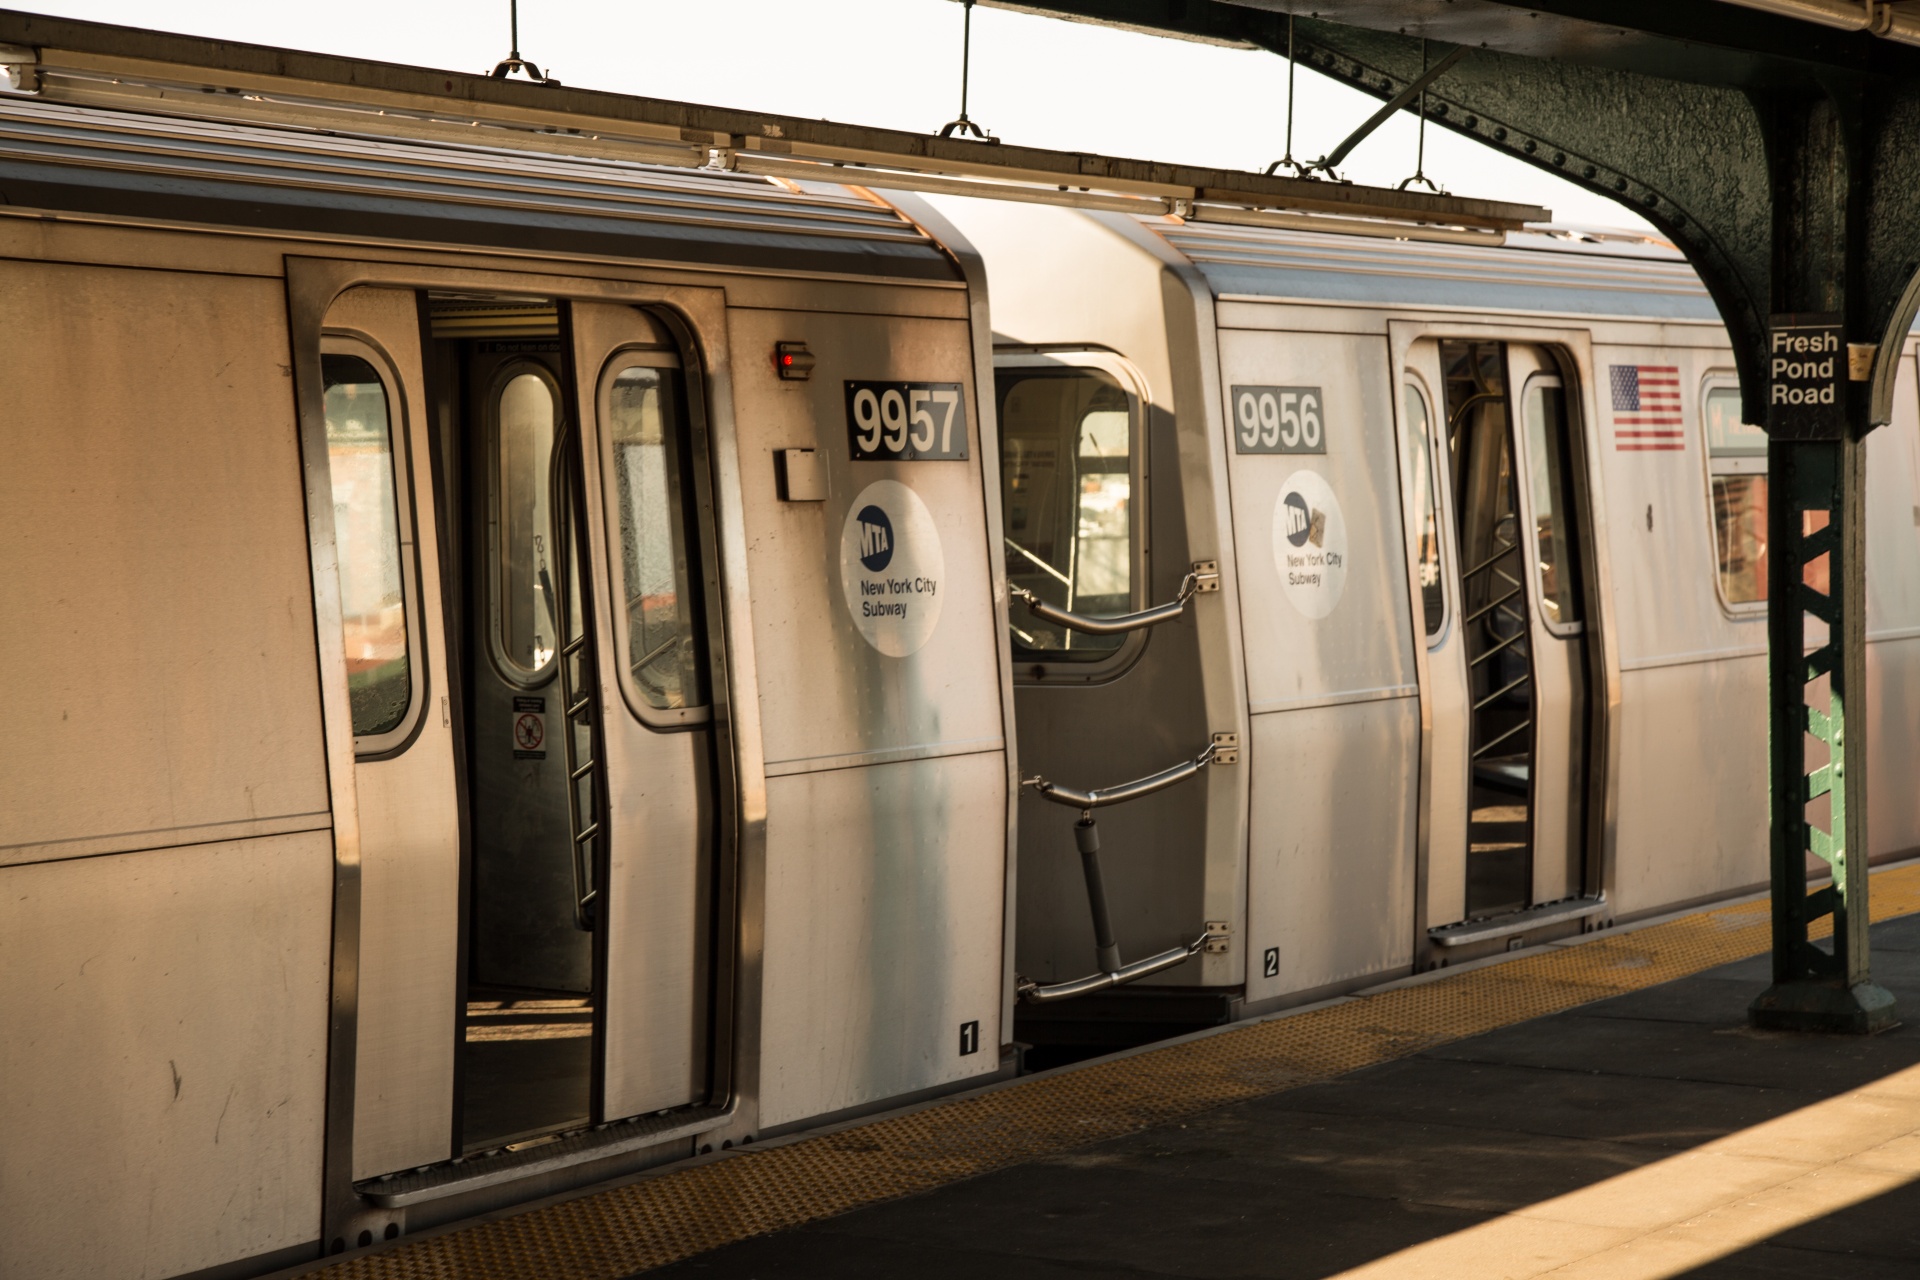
1397 38 1445 193
938 0 997 140
490 0 560 84
1265 14 1310 178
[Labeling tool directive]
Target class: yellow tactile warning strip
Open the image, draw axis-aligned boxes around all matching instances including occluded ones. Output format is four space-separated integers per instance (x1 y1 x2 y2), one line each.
314 863 1920 1280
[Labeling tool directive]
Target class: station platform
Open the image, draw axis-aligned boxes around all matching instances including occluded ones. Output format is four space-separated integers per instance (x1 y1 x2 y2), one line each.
305 863 1920 1280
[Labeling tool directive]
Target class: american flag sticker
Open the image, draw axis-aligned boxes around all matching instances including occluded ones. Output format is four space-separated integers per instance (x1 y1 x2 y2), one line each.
1610 364 1684 451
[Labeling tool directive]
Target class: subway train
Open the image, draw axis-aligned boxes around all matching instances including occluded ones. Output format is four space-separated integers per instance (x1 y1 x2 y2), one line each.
928 195 1920 1054
4 17 1919 1280
0 34 1018 1280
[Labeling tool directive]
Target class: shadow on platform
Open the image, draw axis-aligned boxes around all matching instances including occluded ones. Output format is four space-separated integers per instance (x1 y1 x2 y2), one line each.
647 915 1920 1280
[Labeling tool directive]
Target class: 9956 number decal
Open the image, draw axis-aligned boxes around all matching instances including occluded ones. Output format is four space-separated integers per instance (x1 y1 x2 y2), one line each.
846 381 968 461
1232 385 1325 454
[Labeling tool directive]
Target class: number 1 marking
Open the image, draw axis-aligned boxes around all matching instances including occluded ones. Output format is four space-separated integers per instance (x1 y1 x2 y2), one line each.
959 1019 980 1056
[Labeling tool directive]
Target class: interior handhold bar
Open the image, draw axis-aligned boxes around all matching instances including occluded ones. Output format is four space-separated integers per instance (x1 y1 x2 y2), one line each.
1021 731 1237 811
1010 560 1218 637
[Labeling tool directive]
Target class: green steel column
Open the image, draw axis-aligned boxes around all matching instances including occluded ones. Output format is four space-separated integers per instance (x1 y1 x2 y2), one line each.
1749 434 1895 1032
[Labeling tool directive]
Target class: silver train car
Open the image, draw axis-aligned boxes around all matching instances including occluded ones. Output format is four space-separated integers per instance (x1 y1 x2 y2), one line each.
928 197 1920 1049
0 51 1019 1280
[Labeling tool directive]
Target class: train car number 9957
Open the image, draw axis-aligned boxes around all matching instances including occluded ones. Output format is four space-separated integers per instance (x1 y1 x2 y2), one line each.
845 381 969 461
1232 385 1325 454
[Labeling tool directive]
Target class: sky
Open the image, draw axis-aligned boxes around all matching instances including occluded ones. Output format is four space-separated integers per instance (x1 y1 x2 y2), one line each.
17 0 1653 231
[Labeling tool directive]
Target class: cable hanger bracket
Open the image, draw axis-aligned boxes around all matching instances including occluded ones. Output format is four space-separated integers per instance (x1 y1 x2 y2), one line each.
490 0 561 85
936 0 998 142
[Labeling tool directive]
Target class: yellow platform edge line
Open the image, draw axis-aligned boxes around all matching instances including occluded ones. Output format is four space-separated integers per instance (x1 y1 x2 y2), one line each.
314 862 1920 1280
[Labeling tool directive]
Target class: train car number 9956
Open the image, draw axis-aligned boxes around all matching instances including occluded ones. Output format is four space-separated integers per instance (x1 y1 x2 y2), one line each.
1232 385 1325 454
846 381 969 461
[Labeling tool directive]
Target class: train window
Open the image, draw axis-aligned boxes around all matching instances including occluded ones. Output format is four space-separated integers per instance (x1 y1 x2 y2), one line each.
1404 379 1446 638
998 366 1136 660
1703 382 1768 608
1520 375 1585 628
324 349 414 742
601 355 709 718
492 365 561 683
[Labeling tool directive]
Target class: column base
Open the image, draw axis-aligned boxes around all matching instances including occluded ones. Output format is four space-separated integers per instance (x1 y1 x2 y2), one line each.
1749 979 1898 1034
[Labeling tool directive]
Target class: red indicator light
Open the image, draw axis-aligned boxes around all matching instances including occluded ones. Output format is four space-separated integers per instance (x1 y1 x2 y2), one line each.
775 341 815 381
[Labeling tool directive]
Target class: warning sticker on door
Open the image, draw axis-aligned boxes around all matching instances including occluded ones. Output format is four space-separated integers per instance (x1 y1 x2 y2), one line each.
839 479 945 657
512 695 547 760
1271 469 1348 619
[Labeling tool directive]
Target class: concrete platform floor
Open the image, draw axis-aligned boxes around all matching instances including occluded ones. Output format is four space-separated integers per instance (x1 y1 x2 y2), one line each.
651 915 1920 1280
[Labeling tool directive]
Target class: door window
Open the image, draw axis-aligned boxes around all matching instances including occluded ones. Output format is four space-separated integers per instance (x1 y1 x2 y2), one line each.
601 356 708 719
1520 375 1585 629
1404 378 1446 639
998 366 1136 660
323 348 416 744
492 366 561 683
1702 383 1768 608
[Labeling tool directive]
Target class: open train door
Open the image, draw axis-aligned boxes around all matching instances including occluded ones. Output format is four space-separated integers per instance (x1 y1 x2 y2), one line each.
297 272 738 1249
1395 326 1615 959
568 301 729 1123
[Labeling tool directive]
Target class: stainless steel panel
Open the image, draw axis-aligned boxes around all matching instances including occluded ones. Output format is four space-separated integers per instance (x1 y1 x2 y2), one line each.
572 300 711 1119
1216 326 1417 709
1866 355 1920 642
1593 341 1750 667
0 261 329 859
758 752 1007 1129
0 833 333 1280
1869 353 1920 859
1243 699 1419 1001
1611 658 1767 914
723 307 1005 769
327 287 462 1181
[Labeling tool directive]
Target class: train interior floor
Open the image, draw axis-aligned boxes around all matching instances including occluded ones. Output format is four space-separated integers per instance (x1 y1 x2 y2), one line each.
305 865 1920 1280
656 917 1920 1280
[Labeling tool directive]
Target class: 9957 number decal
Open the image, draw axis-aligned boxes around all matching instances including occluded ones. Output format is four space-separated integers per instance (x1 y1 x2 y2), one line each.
846 381 969 461
1232 385 1326 454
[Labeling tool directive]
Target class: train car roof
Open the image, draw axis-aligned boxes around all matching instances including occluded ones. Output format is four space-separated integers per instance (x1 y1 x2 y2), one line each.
1145 216 1721 321
0 97 960 283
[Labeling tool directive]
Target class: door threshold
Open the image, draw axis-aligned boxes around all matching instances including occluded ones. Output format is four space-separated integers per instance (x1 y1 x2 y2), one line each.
356 1103 734 1208
1429 895 1607 947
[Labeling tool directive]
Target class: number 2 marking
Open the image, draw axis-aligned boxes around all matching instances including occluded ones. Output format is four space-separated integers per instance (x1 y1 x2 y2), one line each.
1263 947 1280 978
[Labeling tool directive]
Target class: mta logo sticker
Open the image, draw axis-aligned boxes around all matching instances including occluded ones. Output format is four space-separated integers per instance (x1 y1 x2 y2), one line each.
1271 469 1348 620
1282 490 1327 549
857 504 895 571
840 480 945 657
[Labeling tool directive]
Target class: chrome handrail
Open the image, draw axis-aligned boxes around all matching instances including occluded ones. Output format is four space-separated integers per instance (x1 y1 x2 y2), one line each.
1009 562 1217 637
1021 737 1224 811
1017 927 1218 1004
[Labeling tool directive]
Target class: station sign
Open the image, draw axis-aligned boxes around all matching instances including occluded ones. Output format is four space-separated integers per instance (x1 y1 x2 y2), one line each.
1767 312 1844 440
